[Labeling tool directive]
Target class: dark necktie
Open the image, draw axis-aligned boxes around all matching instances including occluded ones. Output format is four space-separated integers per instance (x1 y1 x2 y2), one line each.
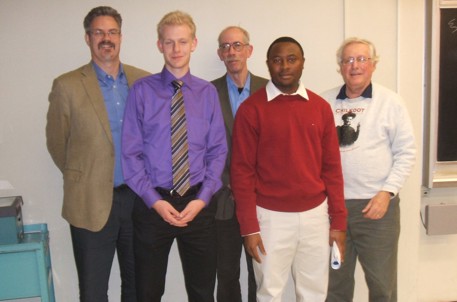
171 80 191 196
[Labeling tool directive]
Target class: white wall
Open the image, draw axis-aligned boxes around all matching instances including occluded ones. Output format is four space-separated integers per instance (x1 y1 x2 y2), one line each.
0 0 447 301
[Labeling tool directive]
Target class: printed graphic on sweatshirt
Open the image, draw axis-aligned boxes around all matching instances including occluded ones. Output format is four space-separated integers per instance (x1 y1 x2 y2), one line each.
336 111 360 147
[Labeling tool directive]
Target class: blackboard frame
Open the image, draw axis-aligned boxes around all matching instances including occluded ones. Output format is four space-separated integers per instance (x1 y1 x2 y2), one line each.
424 0 457 188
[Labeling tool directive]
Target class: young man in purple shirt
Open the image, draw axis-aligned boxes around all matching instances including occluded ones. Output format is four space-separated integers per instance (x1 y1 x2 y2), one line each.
121 10 227 302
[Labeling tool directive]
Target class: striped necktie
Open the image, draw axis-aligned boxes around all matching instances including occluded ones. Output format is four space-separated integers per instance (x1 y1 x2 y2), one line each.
171 80 191 196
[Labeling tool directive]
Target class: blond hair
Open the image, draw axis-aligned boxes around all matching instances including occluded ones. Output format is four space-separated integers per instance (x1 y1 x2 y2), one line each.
157 10 196 40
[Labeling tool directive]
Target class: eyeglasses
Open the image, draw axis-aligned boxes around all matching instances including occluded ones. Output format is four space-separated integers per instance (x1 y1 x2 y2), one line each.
89 29 121 39
341 56 371 65
219 42 248 52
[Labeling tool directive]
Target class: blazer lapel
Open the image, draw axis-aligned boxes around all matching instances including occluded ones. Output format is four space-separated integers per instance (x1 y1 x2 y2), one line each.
249 72 268 95
218 76 235 136
80 63 113 144
124 65 138 87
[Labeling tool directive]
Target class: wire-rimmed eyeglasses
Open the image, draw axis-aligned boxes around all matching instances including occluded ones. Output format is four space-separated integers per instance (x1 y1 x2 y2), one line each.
89 29 121 39
341 56 371 65
219 41 249 52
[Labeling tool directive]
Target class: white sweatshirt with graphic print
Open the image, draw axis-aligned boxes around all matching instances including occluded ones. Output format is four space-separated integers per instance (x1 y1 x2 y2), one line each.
321 83 416 200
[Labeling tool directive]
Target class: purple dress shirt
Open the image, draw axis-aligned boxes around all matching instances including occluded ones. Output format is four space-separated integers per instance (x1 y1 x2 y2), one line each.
122 67 227 208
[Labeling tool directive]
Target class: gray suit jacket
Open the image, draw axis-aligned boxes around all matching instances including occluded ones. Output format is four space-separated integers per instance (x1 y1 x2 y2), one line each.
46 62 150 231
211 72 268 219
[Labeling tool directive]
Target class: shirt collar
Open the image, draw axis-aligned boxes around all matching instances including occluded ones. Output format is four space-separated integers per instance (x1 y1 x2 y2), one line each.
92 61 124 83
336 83 373 100
226 73 251 94
161 66 192 91
266 80 309 102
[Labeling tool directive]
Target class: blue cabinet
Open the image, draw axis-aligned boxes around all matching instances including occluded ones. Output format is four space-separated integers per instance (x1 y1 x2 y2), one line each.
0 223 55 301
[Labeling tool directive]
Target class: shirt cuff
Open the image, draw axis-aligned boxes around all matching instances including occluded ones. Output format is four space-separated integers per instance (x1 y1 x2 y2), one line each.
242 232 260 237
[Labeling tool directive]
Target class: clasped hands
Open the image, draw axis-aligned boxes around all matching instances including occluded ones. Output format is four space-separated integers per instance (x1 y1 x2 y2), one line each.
152 199 205 227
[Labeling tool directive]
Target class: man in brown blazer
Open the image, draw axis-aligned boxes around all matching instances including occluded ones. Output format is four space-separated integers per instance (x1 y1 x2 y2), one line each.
46 6 149 302
211 26 268 302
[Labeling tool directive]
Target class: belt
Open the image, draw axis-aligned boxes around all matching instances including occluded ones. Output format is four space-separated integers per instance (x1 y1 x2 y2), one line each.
114 184 129 192
155 183 202 198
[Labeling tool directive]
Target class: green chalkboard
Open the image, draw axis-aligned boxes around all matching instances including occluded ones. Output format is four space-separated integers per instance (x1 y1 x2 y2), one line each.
438 8 457 161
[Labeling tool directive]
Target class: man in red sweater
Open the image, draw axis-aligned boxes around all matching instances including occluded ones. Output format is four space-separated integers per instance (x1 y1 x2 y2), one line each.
230 36 347 301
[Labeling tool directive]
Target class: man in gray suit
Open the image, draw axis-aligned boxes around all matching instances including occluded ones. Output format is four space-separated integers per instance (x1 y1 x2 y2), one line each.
211 26 268 302
46 6 149 302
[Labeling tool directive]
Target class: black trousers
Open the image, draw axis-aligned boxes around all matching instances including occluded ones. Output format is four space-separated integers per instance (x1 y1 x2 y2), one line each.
216 215 257 302
70 185 136 302
133 193 217 302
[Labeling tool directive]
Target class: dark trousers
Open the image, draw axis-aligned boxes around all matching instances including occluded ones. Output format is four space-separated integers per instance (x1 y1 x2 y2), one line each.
327 196 400 302
216 215 256 302
70 185 136 302
133 193 217 302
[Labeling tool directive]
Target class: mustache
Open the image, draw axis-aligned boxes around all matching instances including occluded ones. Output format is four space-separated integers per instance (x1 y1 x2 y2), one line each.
224 57 238 63
98 41 115 49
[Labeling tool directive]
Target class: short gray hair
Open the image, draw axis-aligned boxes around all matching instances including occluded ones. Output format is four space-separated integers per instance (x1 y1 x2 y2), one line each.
217 26 250 45
336 37 380 66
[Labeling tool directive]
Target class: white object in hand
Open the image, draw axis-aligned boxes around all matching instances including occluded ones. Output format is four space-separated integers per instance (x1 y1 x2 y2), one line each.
331 244 341 270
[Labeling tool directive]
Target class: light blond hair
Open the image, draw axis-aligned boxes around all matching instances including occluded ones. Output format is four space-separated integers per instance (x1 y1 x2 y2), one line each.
157 10 196 40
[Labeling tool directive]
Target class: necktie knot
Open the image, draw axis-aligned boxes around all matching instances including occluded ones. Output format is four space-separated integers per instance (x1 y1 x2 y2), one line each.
172 80 183 92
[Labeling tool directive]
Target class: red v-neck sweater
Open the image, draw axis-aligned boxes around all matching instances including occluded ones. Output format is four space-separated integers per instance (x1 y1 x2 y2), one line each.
230 88 347 235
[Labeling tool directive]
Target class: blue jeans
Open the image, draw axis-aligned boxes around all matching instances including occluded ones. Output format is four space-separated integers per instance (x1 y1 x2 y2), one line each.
326 196 400 302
